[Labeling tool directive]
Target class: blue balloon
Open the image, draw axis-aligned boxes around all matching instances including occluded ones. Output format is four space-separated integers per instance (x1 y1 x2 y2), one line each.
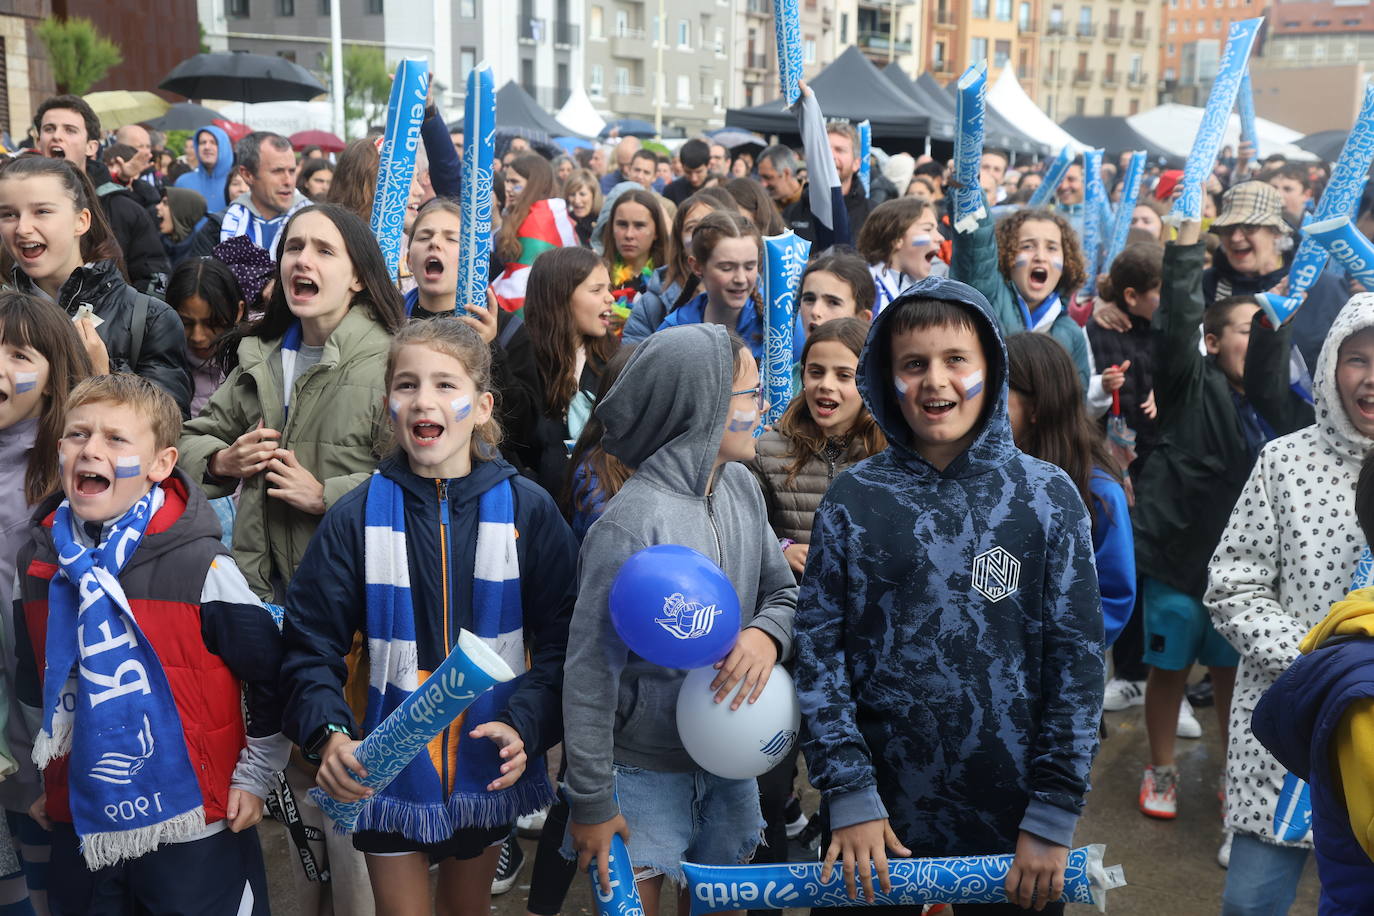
609 545 741 669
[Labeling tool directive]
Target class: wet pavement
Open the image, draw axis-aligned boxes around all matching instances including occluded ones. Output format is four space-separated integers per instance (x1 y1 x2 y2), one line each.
262 698 1320 914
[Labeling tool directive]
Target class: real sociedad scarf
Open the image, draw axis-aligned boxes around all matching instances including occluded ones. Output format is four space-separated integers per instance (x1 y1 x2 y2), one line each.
358 472 551 842
36 488 205 868
279 321 303 421
1016 290 1062 335
219 197 309 259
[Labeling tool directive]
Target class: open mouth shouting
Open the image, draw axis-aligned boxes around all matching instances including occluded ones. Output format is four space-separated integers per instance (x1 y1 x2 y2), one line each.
75 469 111 496
15 240 46 266
1026 265 1051 291
290 275 319 301
1355 394 1374 423
921 397 958 419
813 395 840 419
410 418 446 447
423 256 445 281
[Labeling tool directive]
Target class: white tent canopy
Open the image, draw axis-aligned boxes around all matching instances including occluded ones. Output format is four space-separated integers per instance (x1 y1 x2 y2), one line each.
556 85 606 138
1126 104 1316 162
987 67 1082 152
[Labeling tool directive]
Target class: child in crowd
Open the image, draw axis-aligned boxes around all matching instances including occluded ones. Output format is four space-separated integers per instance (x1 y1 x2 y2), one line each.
524 247 620 495
797 251 876 337
952 201 1091 391
166 257 246 417
1130 216 1297 846
1006 332 1134 647
623 189 739 343
0 157 192 416
564 324 798 916
564 169 603 247
658 211 800 363
493 155 579 314
856 198 946 313
793 276 1103 915
0 292 91 915
281 318 578 915
1253 449 1374 914
601 189 670 327
1207 291 1374 911
12 374 288 914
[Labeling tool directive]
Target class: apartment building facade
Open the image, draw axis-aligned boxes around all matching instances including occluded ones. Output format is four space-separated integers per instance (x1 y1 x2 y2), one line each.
1157 0 1260 102
924 0 1039 96
1038 0 1162 119
1248 0 1373 133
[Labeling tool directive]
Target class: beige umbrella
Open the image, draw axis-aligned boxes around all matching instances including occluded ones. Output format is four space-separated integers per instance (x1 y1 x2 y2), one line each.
83 91 170 131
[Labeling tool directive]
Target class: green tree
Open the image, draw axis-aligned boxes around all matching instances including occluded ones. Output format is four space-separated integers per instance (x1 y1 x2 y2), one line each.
35 16 123 96
321 46 392 134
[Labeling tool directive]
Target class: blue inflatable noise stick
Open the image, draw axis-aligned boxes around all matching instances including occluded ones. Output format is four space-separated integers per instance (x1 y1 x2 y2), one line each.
588 833 645 916
370 58 429 283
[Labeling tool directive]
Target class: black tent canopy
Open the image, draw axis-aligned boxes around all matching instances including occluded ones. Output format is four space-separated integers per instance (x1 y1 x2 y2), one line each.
459 80 584 139
880 64 955 142
1058 115 1184 168
724 46 934 138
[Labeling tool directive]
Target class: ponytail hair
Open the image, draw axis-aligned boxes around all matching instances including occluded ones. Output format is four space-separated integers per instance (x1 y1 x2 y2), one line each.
0 156 126 281
1097 241 1164 307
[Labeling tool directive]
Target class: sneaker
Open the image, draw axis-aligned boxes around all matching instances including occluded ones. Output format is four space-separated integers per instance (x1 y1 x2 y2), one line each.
1217 829 1233 869
784 795 808 839
516 806 548 838
491 834 525 896
1187 673 1215 708
1177 699 1203 739
1139 766 1179 819
1104 678 1146 712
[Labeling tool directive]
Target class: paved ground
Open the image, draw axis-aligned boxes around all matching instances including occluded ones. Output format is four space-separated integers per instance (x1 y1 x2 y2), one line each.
261 698 1320 914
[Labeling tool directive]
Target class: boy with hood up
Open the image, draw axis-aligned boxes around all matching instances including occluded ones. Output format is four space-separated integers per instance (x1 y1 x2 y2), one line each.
1252 449 1374 916
1206 290 1374 913
794 275 1104 913
174 126 236 214
562 324 798 912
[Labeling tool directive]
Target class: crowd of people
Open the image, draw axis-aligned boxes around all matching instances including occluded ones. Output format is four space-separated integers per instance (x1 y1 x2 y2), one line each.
0 84 1369 916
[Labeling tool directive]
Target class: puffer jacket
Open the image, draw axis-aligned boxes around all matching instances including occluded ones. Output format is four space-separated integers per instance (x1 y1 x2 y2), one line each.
749 429 870 545
177 306 390 599
1206 290 1374 847
11 261 192 417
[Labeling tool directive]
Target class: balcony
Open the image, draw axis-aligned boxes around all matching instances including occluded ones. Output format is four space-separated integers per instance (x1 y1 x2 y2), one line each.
1128 71 1148 88
1046 21 1068 35
1102 69 1120 86
1071 68 1093 85
1130 26 1150 44
858 30 913 54
1075 22 1097 39
935 10 958 28
554 21 580 47
610 28 646 58
932 58 955 75
744 50 769 71
519 16 546 43
746 0 771 16
1018 19 1037 34
1104 23 1123 40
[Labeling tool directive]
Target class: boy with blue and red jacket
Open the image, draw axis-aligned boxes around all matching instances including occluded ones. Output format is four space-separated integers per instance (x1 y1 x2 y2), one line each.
10 374 287 915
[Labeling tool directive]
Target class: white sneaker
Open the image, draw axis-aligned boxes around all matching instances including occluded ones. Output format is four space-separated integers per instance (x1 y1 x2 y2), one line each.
1103 678 1146 712
516 806 548 838
1217 829 1233 869
1177 698 1203 739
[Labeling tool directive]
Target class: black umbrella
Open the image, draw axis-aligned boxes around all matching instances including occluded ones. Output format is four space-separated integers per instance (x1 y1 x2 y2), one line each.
1296 129 1347 164
146 102 225 132
159 51 326 104
600 118 658 139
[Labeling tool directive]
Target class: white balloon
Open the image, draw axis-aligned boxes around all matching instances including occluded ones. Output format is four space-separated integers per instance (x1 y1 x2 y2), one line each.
675 666 801 779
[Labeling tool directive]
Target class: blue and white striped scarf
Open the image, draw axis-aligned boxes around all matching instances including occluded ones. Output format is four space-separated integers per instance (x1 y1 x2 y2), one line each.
219 196 309 259
279 321 303 421
358 471 551 842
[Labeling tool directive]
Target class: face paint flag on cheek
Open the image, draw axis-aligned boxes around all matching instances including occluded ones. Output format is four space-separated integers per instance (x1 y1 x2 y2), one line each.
114 456 141 479
451 395 473 422
388 399 401 421
894 374 909 402
962 369 985 399
727 409 757 433
14 371 37 393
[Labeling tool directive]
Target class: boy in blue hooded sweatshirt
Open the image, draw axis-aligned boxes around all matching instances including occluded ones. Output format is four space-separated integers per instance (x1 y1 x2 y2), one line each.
794 275 1104 914
174 126 235 213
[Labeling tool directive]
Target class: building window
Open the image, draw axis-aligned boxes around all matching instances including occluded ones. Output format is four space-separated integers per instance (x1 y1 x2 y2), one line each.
995 0 1012 21
933 40 947 68
615 67 629 94
278 0 294 14
715 27 724 51
803 38 816 64
840 12 848 43
973 0 989 18
677 19 690 47
994 39 1011 68
677 75 691 105
615 10 628 35
1130 54 1142 78
227 0 249 17
277 49 296 62
971 36 989 62
1345 40 1358 59
1168 20 1175 33
365 0 382 13
1078 6 1091 27
1075 96 1085 115
1018 47 1029 76
1130 98 1140 114
1183 20 1191 33
460 47 476 75
1167 42 1175 54
713 79 723 108
460 0 475 15
1103 98 1113 116
1282 42 1295 59
1165 66 1175 80
590 6 603 38
1018 1 1031 29
590 64 604 95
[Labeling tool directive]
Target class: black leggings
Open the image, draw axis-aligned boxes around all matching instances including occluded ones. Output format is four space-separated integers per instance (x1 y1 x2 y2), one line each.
1111 578 1148 682
526 763 579 916
750 744 802 916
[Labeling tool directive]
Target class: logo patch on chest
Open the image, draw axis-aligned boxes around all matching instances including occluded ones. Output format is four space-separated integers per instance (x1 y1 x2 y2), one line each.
972 546 1021 603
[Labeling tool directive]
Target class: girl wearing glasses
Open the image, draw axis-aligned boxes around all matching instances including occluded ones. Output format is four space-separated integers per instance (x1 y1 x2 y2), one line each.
562 323 797 916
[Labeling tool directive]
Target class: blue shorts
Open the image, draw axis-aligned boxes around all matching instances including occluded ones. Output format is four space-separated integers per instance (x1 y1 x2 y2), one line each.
563 763 764 885
1141 576 1239 670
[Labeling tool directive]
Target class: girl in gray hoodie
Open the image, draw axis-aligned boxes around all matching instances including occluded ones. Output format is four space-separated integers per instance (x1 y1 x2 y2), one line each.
562 324 798 915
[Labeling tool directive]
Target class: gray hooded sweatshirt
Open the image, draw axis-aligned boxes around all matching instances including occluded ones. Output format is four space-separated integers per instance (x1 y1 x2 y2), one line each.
562 324 798 825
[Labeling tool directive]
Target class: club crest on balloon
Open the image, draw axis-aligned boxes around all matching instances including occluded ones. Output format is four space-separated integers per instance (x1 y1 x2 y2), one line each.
656 593 722 641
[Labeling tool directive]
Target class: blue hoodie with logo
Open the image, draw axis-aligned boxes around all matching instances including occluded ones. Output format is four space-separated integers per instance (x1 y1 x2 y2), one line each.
793 275 1104 855
174 125 235 212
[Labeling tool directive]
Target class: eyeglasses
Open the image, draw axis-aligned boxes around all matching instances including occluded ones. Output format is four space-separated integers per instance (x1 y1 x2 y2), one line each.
730 386 766 409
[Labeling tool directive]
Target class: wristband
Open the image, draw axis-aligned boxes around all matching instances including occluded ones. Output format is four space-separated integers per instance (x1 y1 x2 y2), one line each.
779 538 795 553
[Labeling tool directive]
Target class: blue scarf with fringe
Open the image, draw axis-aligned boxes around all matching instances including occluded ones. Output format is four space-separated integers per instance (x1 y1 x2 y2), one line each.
357 471 551 842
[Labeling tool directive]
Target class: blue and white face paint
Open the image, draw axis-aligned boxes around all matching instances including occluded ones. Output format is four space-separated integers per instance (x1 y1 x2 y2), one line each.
451 395 472 422
894 374 909 402
960 368 985 400
14 371 38 394
388 398 401 422
114 456 142 479
726 408 757 433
